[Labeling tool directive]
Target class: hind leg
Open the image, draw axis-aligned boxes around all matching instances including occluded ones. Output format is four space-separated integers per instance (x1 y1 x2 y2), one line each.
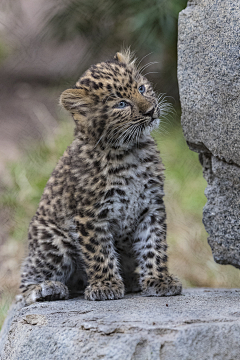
18 280 69 306
19 219 81 305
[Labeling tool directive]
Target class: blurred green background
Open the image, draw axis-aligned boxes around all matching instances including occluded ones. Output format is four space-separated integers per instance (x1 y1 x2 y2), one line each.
0 0 239 328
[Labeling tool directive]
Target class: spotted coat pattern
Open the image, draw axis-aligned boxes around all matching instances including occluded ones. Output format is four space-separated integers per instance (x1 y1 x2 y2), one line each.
19 51 182 305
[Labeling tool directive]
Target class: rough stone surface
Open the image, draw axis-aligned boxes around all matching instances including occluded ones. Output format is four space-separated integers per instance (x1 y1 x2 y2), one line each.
1 289 240 359
178 0 240 267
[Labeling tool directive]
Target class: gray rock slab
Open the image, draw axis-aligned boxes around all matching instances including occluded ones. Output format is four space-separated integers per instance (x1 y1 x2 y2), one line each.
1 289 240 360
178 0 240 267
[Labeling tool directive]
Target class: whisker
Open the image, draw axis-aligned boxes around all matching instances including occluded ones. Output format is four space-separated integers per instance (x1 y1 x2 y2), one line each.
117 122 141 146
143 71 159 77
106 122 131 143
94 133 105 148
136 125 142 148
136 52 153 69
138 61 158 74
157 93 167 102
109 122 133 146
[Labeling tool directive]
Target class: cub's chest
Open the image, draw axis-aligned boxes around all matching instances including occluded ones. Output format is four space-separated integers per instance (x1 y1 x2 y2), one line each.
104 161 153 229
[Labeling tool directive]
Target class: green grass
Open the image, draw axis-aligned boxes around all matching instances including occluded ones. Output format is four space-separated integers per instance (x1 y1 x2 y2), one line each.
155 124 206 215
1 117 239 329
2 121 74 241
0 292 15 330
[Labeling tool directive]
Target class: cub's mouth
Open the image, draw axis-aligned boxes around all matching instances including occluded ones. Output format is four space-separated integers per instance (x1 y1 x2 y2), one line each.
148 111 160 124
146 117 160 132
151 117 160 124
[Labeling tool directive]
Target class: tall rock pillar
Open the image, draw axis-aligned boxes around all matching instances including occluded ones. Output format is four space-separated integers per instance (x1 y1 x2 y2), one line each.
178 0 240 268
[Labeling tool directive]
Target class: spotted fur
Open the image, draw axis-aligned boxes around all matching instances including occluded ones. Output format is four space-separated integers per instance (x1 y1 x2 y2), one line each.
18 50 182 305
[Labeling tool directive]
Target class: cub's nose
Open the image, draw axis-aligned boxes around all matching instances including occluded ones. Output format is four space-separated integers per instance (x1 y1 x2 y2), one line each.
143 107 155 118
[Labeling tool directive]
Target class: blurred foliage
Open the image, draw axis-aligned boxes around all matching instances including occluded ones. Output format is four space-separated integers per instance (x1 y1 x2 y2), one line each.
48 0 186 47
0 37 9 64
46 0 188 99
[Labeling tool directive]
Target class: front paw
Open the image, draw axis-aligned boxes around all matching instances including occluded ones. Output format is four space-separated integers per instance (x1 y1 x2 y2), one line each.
84 279 125 301
141 274 182 297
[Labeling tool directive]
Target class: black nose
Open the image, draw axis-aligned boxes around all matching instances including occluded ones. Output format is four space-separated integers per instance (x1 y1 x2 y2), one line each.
144 108 155 118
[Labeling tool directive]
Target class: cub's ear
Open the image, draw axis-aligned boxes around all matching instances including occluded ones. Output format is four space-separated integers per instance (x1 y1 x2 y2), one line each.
60 88 88 112
114 49 134 66
114 52 127 63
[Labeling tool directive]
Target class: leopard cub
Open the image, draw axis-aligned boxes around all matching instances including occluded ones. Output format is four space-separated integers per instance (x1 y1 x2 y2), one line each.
18 50 182 305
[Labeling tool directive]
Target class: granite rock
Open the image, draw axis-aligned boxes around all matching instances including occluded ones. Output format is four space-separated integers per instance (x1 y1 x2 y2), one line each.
1 289 240 360
178 0 240 267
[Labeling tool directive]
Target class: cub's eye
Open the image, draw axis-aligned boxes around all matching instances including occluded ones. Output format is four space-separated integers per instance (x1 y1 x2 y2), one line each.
138 85 145 95
116 101 128 109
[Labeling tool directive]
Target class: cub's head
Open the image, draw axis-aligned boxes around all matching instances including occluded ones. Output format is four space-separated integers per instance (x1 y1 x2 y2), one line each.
60 50 167 148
